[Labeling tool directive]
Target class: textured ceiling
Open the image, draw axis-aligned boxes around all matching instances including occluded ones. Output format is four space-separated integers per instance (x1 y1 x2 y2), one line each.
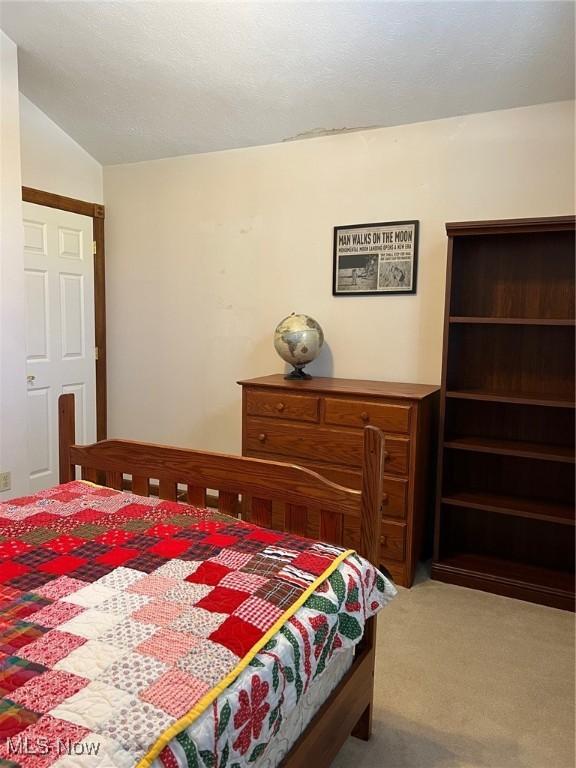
1 1 574 165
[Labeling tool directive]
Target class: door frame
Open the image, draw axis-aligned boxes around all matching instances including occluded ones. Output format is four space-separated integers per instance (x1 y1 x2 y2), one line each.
22 186 107 440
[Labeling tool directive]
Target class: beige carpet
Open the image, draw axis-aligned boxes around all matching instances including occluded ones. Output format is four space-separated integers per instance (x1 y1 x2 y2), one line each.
332 571 575 768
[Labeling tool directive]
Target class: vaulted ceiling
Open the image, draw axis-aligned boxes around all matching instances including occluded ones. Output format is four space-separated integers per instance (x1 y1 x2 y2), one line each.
1 1 574 165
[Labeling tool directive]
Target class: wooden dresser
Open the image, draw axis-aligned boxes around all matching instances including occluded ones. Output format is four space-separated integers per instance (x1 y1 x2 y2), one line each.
239 375 439 587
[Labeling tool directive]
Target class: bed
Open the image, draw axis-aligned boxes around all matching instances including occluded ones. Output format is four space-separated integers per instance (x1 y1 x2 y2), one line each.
0 394 396 768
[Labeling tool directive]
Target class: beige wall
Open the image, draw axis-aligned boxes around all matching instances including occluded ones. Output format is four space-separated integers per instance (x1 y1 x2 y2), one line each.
104 100 575 454
19 94 103 202
0 31 28 497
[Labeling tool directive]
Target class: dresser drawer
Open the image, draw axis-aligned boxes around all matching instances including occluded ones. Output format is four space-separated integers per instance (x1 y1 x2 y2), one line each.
382 437 410 476
383 477 408 519
324 397 411 434
380 521 406 562
246 418 409 474
318 472 408 519
245 417 364 465
246 389 319 423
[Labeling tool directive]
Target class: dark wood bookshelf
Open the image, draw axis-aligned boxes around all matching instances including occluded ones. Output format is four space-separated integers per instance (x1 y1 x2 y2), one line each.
449 317 575 326
432 554 574 609
433 216 576 611
441 491 574 526
443 436 575 463
446 389 575 408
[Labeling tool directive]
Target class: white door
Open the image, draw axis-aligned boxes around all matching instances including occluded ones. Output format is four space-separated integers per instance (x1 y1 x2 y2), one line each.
24 202 96 492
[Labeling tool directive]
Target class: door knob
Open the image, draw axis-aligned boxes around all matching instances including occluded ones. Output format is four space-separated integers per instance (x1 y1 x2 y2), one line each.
27 375 36 385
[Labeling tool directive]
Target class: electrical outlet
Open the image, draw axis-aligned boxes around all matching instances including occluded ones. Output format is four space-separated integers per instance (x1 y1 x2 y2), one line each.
0 472 11 492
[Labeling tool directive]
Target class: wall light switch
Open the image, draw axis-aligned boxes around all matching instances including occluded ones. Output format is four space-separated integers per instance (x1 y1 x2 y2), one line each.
0 472 11 492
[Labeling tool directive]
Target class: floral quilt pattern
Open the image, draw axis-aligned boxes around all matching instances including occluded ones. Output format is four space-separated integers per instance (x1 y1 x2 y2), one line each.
0 482 395 768
154 555 395 768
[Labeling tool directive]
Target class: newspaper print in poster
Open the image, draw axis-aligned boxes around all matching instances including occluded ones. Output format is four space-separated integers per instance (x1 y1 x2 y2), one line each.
333 220 419 295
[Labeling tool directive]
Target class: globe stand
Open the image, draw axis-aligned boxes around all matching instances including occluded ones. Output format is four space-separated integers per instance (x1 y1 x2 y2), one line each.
285 366 312 380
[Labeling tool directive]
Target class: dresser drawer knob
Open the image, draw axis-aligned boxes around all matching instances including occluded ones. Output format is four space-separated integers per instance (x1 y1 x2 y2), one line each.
380 535 387 546
276 402 285 412
258 433 267 443
360 411 370 422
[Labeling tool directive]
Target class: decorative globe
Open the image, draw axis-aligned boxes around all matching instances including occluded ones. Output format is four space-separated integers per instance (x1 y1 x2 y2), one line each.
274 313 324 379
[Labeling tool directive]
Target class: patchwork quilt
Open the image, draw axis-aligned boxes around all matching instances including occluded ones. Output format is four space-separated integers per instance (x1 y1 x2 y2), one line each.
0 482 394 768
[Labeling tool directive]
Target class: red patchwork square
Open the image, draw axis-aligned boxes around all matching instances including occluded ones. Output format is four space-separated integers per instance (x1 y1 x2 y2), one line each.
49 491 82 503
203 533 239 548
246 529 283 544
128 575 178 597
149 538 192 559
209 616 264 657
19 630 86 666
96 547 140 566
96 529 135 546
90 487 119 497
9 714 88 762
141 669 209 718
220 571 268 594
137 628 200 664
27 512 60 526
292 552 332 576
234 596 283 631
38 555 87 575
7 496 36 507
34 576 86 600
156 500 189 516
195 586 250 614
185 561 230 586
30 601 84 629
121 503 155 519
70 508 106 524
0 540 32 558
0 561 29 583
45 535 86 554
145 523 180 538
9 669 88 710
132 600 184 627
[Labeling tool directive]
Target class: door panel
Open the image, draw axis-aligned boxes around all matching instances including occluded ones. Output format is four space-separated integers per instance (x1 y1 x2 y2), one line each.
24 203 96 492
60 273 85 358
59 226 83 260
23 219 47 254
27 387 51 480
25 270 49 360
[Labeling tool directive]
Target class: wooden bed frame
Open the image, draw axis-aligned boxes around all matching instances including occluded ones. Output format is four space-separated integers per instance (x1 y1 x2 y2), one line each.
58 393 386 767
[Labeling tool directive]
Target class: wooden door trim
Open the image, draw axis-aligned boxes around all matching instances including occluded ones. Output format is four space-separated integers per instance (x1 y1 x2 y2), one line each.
22 186 107 440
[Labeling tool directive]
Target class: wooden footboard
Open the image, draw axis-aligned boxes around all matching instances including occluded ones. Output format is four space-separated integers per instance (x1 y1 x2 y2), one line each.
59 394 384 565
58 393 386 764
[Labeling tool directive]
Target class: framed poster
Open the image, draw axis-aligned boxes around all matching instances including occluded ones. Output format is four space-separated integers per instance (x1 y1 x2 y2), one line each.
333 220 419 296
